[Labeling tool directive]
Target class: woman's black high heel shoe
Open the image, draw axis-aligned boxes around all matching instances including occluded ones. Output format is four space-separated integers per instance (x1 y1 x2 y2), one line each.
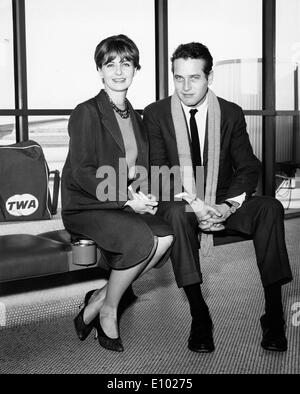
94 316 124 352
83 289 98 307
73 289 98 341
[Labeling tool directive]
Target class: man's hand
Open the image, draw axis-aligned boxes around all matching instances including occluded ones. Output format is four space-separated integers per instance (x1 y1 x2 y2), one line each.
198 203 233 232
192 199 226 231
198 221 225 232
213 203 233 220
175 192 228 231
192 199 222 222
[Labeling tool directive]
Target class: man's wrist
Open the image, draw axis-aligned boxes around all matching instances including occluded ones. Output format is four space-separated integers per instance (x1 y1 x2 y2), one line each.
223 200 240 213
190 197 205 212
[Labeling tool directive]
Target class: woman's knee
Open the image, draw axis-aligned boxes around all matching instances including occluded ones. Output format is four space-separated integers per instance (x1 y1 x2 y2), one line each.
157 235 174 253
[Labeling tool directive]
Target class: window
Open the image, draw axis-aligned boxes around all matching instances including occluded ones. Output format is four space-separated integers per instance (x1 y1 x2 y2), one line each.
168 0 262 109
213 59 262 111
0 0 14 109
24 0 155 176
245 115 262 161
0 116 15 144
25 0 155 110
28 116 69 173
276 0 300 110
276 0 300 211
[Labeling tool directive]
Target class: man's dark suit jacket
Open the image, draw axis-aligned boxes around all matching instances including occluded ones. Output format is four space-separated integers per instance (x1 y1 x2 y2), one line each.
143 95 261 203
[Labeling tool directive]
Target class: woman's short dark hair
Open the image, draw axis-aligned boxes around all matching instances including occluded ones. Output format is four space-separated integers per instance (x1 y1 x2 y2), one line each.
171 42 213 77
94 34 141 70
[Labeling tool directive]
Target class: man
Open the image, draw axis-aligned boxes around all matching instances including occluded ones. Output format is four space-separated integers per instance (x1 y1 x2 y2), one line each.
143 42 293 353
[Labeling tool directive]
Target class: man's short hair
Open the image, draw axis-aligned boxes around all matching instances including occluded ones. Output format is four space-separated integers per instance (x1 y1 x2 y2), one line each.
171 42 213 77
94 34 141 71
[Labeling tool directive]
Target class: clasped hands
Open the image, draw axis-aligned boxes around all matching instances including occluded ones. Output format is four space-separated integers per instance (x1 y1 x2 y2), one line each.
125 189 158 215
197 201 231 232
176 192 232 232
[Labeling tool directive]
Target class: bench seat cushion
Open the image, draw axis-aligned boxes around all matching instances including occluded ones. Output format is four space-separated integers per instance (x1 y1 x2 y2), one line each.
213 232 252 246
0 234 69 282
39 229 72 245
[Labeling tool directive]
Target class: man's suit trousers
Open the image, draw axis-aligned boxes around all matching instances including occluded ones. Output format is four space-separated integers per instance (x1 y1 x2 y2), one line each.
157 196 293 288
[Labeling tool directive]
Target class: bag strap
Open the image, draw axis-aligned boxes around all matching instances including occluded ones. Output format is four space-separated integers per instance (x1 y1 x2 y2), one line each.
49 169 60 215
0 194 6 219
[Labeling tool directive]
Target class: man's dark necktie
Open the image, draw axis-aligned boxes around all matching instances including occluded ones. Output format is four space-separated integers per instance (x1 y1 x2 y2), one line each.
189 109 202 178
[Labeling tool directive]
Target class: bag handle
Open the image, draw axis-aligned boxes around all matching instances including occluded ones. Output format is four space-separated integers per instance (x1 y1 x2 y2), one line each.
49 169 60 215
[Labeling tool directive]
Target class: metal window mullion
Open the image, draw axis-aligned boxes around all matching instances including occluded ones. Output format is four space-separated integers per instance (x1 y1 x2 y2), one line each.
293 65 300 163
12 0 28 142
155 0 168 101
262 0 276 196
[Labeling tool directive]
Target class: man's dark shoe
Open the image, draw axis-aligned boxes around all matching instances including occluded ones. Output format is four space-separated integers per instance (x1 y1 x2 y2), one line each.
260 314 287 352
188 316 215 353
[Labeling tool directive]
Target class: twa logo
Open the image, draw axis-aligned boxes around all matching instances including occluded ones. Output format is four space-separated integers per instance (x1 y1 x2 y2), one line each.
6 194 39 216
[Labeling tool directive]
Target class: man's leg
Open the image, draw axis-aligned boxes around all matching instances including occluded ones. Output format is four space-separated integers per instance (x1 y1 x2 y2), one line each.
226 196 292 351
157 201 214 352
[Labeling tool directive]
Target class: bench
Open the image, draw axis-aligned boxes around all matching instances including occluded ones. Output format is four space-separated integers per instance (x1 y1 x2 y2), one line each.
0 222 252 284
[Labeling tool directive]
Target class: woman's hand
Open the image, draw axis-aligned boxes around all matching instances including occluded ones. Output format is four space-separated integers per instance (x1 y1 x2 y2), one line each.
125 192 158 215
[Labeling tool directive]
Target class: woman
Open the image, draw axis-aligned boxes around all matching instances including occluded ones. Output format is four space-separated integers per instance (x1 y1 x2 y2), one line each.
61 34 174 352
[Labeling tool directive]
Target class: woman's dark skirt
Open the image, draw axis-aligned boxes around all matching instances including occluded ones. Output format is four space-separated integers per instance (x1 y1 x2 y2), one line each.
62 208 174 270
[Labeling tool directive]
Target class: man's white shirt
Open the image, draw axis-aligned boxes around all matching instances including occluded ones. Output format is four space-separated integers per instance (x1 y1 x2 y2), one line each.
180 95 245 207
181 96 208 165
